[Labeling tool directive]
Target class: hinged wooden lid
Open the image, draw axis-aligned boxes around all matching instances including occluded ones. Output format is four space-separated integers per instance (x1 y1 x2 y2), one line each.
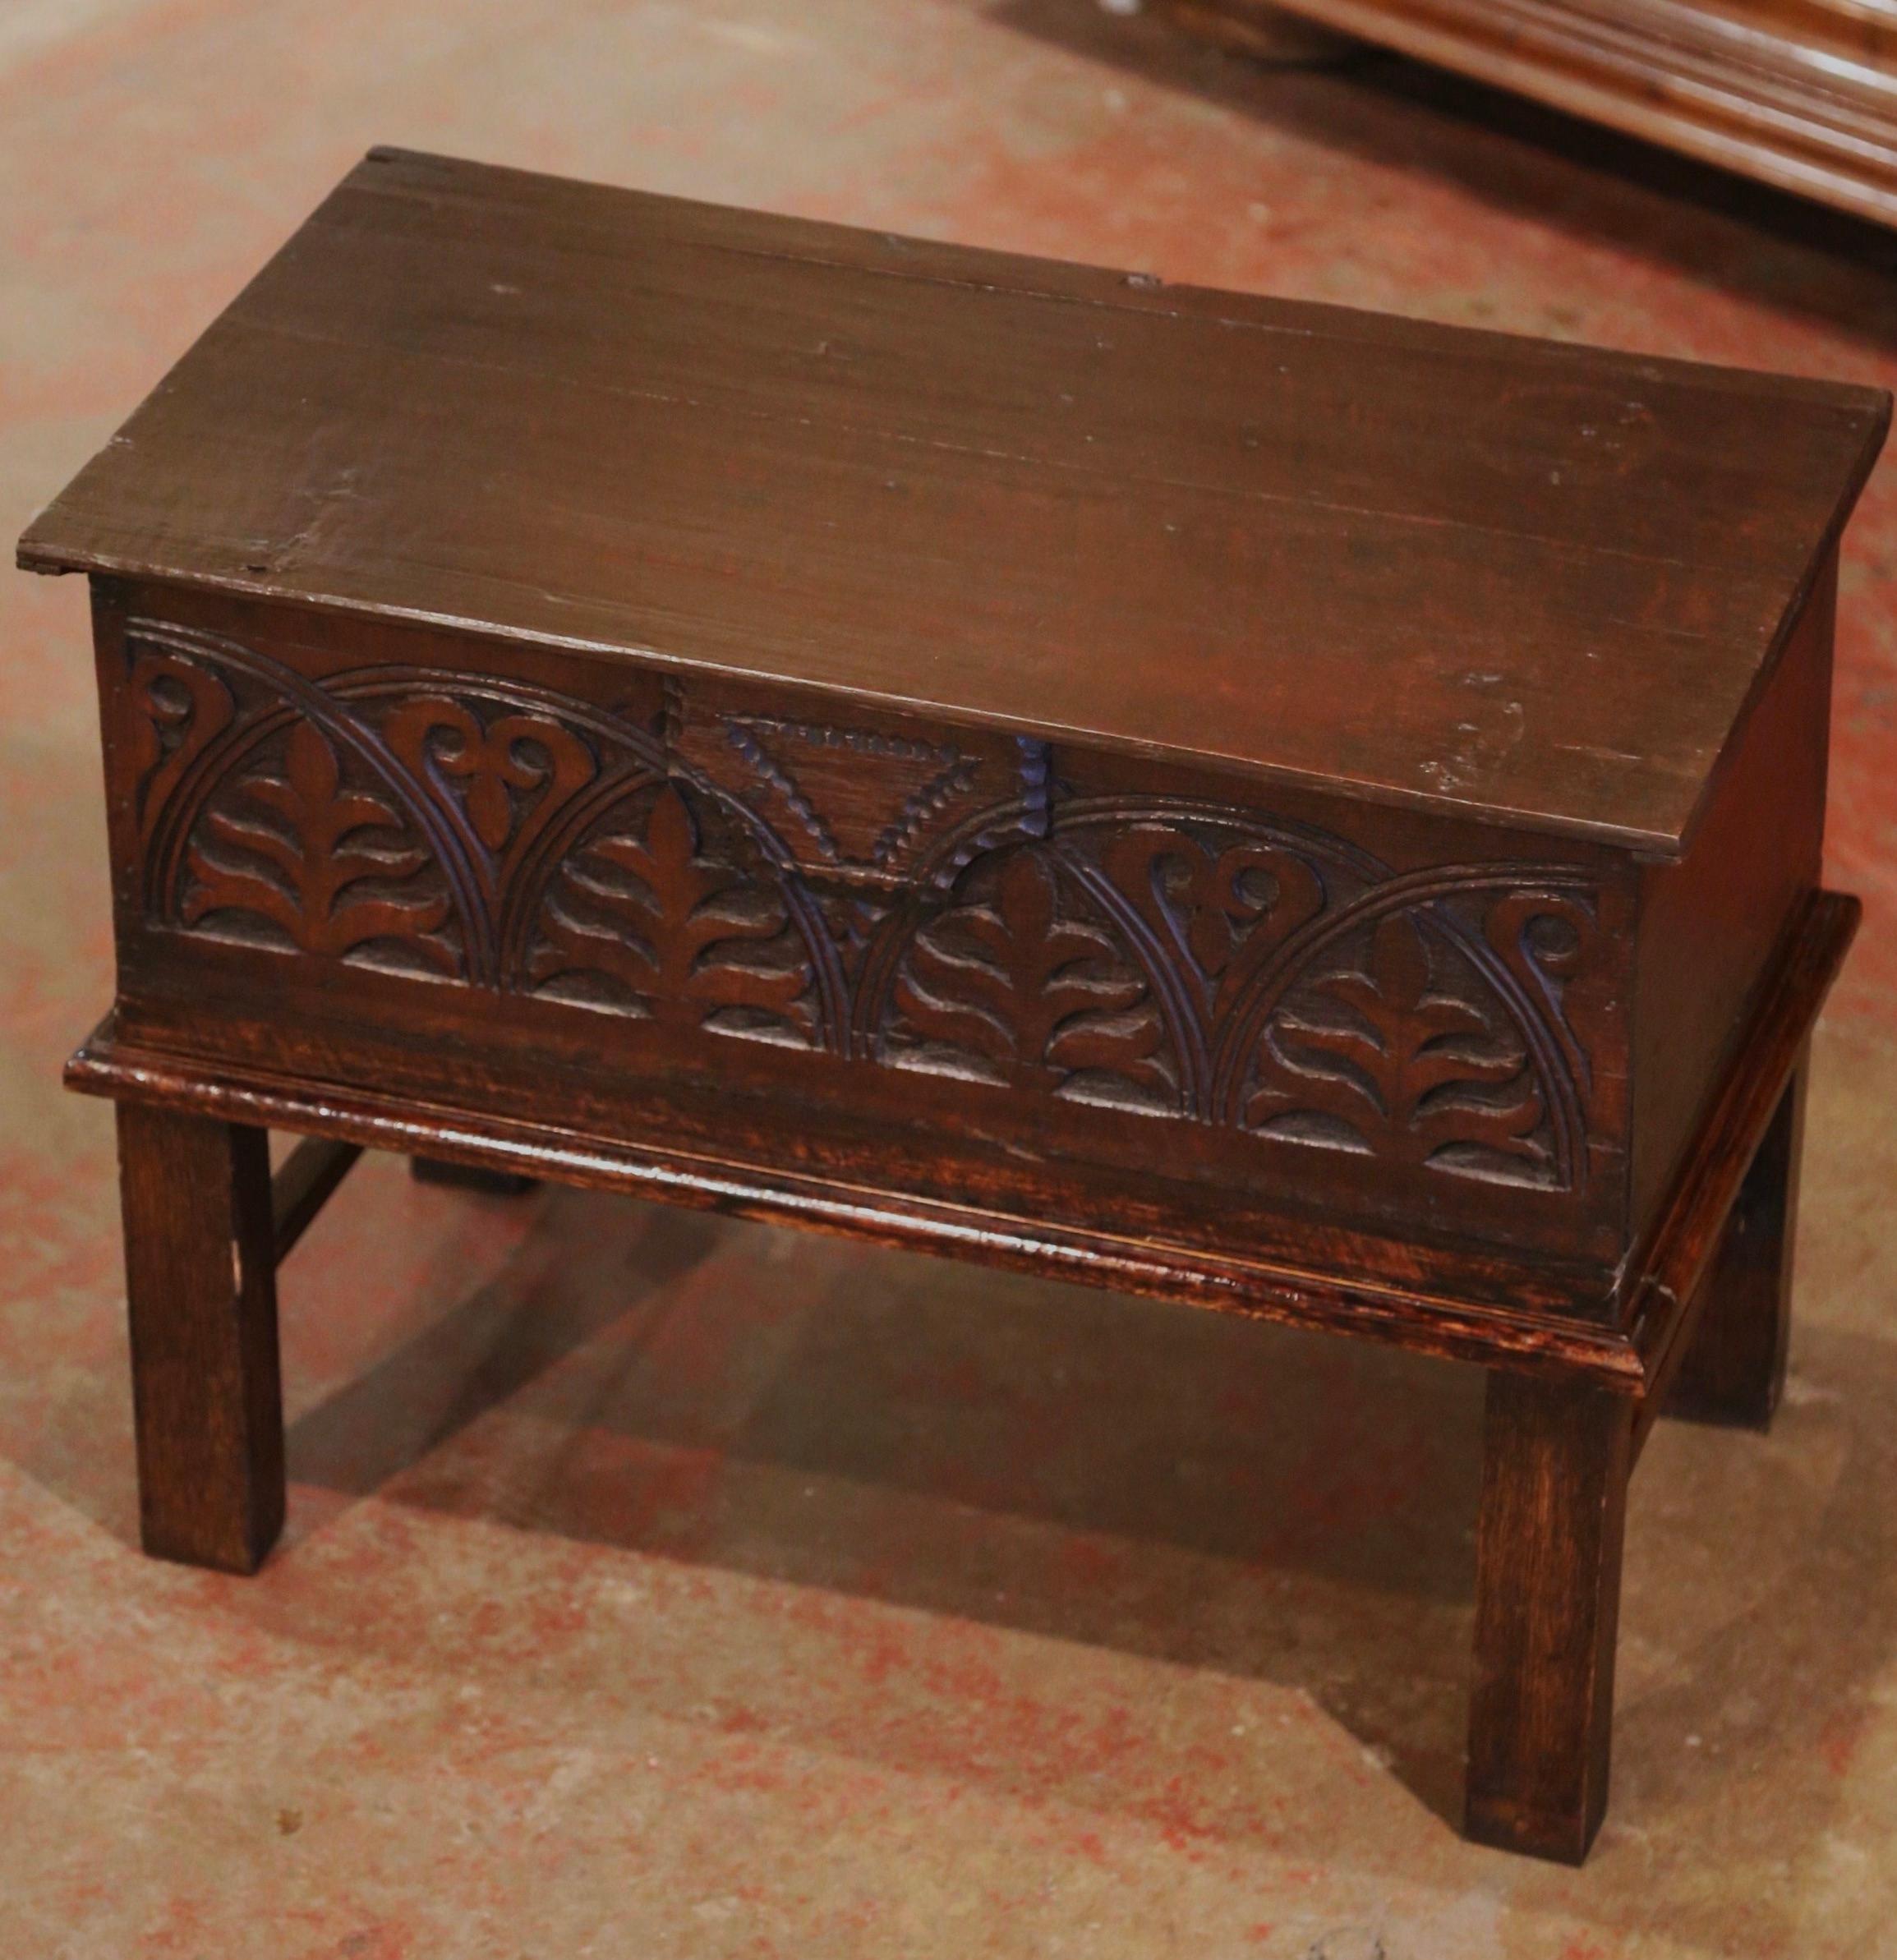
19 148 1889 857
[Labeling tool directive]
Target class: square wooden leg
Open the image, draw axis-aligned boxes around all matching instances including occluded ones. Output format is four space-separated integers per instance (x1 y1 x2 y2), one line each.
1667 1056 1807 1429
1465 1369 1633 1863
116 1102 283 1573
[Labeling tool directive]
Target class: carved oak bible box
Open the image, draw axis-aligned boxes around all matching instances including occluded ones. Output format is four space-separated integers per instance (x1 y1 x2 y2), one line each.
17 150 1889 1864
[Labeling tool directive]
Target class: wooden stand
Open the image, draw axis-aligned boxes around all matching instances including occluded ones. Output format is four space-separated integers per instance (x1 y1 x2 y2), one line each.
82 909 1835 1860
19 152 1886 1859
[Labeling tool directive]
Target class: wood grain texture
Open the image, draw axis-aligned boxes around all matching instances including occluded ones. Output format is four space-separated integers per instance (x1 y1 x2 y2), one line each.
1168 0 1897 227
90 584 1641 1290
1660 1052 1806 1431
1630 550 1833 1226
16 149 1889 854
63 887 1854 1396
71 1011 1652 1383
1466 1368 1632 1864
1626 890 1856 1438
116 1103 283 1573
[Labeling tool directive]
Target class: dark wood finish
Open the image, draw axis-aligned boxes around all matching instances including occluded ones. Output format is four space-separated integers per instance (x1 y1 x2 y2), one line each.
63 1011 1646 1384
1466 1368 1632 1863
1625 895 1853 1462
1665 1054 1807 1428
410 1156 537 1196
1163 0 1897 228
16 150 1887 855
271 1135 362 1261
63 888 1857 1399
19 156 1884 1858
1630 554 1833 1228
116 1103 283 1573
77 580 1643 1310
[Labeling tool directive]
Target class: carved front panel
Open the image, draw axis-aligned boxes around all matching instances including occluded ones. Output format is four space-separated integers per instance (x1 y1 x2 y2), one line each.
110 615 1624 1216
860 807 1608 1193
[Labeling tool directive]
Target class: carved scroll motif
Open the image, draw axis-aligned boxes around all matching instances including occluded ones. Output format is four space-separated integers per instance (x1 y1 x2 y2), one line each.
125 644 234 848
122 623 830 1035
121 621 1608 1192
1217 876 1604 1189
862 804 1604 1189
380 694 599 895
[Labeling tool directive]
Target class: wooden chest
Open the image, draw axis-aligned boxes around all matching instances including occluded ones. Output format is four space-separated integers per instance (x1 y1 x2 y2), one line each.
18 149 1888 1862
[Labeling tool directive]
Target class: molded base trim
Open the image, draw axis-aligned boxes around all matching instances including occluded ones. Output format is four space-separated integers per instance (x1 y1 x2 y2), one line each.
65 891 1858 1391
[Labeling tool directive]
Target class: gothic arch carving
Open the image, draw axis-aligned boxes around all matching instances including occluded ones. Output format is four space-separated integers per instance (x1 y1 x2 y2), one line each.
116 622 1608 1191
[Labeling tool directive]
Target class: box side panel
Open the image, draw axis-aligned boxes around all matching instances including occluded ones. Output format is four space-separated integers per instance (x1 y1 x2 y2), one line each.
91 578 1638 1313
1630 550 1835 1232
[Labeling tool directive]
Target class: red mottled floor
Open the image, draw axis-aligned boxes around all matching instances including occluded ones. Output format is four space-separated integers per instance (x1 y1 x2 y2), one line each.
3 3 1896 1954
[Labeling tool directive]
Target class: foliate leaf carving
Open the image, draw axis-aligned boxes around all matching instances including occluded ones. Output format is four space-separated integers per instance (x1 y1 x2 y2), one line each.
119 622 1605 1198
815 886 900 996
182 720 458 974
883 849 1178 1111
526 781 817 1045
1243 910 1549 1183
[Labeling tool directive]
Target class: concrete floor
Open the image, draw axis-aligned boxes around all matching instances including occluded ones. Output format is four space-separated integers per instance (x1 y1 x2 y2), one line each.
4 2 1897 1953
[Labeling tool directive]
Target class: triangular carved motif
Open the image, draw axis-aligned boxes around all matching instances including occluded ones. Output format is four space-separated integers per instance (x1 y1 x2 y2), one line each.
723 714 981 874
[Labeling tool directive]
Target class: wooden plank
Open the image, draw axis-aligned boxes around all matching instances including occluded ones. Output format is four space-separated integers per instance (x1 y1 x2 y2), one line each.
17 149 1889 854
